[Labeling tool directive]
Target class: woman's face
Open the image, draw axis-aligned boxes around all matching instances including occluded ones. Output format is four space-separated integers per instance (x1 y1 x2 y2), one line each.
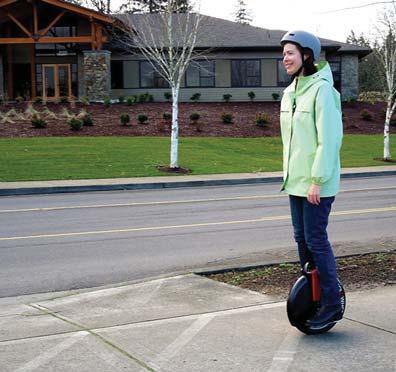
283 43 303 75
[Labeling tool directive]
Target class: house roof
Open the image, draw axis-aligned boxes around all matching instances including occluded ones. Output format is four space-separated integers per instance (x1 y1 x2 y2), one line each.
117 13 371 57
0 0 114 24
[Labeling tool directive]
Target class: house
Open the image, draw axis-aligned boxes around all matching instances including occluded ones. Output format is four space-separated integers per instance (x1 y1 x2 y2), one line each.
0 0 371 102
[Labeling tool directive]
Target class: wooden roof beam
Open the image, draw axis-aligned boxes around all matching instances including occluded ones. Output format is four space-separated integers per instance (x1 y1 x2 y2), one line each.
0 35 108 44
0 0 18 8
39 10 65 37
1 9 32 37
40 0 114 24
33 0 38 35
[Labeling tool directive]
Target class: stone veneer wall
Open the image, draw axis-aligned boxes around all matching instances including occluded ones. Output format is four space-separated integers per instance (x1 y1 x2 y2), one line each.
0 55 4 99
82 50 111 101
341 54 359 100
77 53 85 98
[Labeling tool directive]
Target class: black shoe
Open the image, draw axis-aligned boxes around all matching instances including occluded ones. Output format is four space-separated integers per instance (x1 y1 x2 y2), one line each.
306 304 343 330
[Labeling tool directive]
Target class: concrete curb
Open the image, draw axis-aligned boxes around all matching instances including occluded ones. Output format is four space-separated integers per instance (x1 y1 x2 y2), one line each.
194 249 396 277
0 169 395 197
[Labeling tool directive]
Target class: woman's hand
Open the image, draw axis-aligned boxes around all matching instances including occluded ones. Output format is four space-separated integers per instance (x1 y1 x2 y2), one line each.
307 184 321 205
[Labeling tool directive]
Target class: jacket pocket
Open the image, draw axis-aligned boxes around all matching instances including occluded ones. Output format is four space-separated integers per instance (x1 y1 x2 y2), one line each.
280 101 292 113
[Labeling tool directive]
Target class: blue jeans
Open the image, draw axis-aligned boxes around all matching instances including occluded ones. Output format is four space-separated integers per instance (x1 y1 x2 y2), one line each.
289 195 340 306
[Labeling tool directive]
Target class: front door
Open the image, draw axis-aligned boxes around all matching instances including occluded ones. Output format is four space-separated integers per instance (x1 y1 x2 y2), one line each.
43 64 71 100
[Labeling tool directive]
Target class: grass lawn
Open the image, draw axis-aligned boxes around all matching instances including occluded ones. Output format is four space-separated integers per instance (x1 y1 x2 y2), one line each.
0 135 394 181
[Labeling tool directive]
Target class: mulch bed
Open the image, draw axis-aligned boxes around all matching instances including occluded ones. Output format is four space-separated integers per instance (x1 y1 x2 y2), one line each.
0 101 389 138
206 251 396 300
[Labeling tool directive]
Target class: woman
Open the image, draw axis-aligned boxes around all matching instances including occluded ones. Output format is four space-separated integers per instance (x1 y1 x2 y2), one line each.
280 30 343 330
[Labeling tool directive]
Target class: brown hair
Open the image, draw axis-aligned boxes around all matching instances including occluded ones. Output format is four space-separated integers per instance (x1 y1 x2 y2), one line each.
289 42 317 78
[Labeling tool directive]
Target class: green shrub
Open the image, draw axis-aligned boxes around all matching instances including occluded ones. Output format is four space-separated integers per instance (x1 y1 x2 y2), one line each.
221 113 233 124
120 112 130 126
118 95 125 104
68 117 83 131
80 96 90 105
190 93 201 101
223 94 232 102
346 97 357 105
60 96 69 104
360 109 373 121
272 93 280 101
164 92 172 101
15 96 24 103
248 91 256 102
31 113 47 128
84 113 93 126
126 96 135 106
34 96 43 104
138 93 154 103
137 114 148 124
138 94 147 103
255 112 270 126
103 97 111 108
77 110 93 126
163 112 172 121
190 112 200 123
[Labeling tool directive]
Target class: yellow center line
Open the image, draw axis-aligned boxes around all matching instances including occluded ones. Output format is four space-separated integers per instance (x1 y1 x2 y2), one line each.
1 185 395 214
0 206 395 242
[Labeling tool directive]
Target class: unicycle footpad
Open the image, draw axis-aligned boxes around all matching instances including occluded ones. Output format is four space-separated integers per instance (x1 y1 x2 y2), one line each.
287 274 346 334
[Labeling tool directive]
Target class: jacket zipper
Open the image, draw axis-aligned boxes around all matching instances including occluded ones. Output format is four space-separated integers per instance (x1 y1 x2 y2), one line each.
282 82 297 191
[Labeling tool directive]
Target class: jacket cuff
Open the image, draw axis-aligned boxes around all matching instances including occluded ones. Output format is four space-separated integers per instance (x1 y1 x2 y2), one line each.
311 177 324 186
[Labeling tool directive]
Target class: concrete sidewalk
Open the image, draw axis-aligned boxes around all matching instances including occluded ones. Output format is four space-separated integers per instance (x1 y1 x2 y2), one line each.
0 274 395 371
1 165 396 196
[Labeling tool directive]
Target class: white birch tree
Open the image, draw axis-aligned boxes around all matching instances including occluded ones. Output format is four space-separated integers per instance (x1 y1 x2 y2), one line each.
115 0 205 169
373 3 396 160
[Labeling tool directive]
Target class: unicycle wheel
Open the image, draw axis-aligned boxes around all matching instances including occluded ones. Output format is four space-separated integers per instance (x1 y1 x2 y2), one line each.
287 276 346 335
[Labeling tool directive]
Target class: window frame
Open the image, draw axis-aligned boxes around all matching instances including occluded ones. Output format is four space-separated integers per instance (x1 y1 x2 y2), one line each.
139 61 169 89
111 60 124 89
276 58 292 87
184 59 215 88
328 61 342 93
230 59 261 88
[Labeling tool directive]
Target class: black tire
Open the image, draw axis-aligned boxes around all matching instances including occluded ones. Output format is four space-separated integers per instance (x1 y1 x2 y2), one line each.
287 276 346 335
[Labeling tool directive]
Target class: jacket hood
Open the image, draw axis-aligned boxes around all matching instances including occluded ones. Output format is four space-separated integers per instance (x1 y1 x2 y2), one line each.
286 61 334 95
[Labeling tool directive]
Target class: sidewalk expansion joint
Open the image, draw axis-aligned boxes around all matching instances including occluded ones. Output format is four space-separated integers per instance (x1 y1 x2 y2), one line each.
28 303 156 372
344 317 396 335
0 300 284 345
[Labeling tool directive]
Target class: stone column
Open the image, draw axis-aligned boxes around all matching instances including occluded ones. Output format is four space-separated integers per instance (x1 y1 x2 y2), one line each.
341 55 358 101
82 50 111 101
0 54 4 99
77 52 85 98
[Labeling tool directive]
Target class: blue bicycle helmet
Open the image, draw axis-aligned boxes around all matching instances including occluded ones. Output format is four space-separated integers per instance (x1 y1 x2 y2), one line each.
281 30 321 61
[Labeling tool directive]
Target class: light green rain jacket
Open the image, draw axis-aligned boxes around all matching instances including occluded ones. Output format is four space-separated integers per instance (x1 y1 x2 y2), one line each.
280 61 343 197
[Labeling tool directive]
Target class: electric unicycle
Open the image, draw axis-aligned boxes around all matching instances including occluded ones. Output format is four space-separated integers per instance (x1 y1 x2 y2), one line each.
287 263 346 334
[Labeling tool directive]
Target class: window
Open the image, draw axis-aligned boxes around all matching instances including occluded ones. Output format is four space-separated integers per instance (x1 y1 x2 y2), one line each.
231 60 260 87
277 60 292 87
35 26 77 55
329 61 341 93
140 61 169 88
111 61 124 89
185 60 215 87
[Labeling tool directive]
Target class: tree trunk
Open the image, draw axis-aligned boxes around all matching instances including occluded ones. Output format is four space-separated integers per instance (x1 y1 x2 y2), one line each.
384 98 395 161
170 85 179 168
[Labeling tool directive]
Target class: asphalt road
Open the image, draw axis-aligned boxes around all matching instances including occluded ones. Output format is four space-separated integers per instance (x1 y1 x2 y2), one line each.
0 176 395 297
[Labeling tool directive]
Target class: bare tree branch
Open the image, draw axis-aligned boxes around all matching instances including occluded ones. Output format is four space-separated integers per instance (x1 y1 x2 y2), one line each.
113 0 209 168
